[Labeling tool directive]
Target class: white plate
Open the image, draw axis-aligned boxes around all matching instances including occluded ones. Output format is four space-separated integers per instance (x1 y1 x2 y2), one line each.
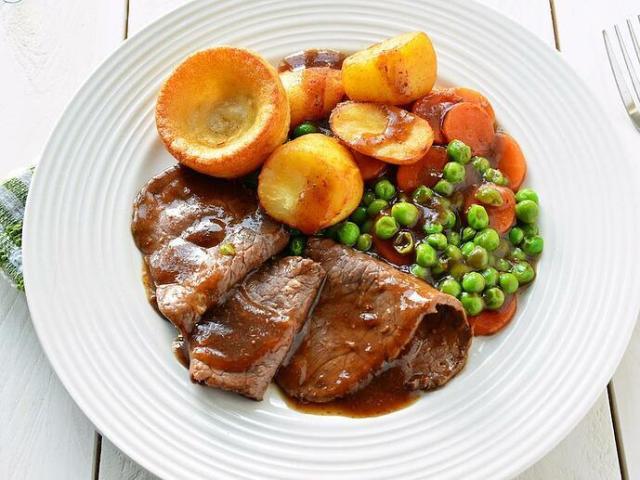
23 0 640 478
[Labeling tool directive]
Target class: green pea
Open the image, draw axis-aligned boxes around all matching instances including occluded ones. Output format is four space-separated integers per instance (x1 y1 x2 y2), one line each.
434 179 454 197
361 219 374 234
323 224 340 240
443 162 466 183
510 247 526 261
484 168 508 186
520 223 539 236
515 200 539 224
374 179 396 201
356 233 372 252
374 215 399 240
393 230 415 255
291 121 318 138
412 185 433 205
445 245 463 262
509 227 524 245
427 233 448 250
450 262 472 281
288 236 306 256
474 228 500 251
482 267 499 287
460 292 484 316
494 238 510 258
416 242 438 267
337 221 360 246
499 272 519 293
447 139 472 164
447 231 461 246
367 199 388 217
511 261 535 284
522 235 544 255
483 287 505 310
431 258 448 276
350 206 368 225
362 190 376 206
410 263 429 280
439 276 462 297
467 204 489 230
461 241 476 257
474 186 504 207
391 202 420 227
495 258 511 272
466 245 489 269
471 156 490 174
462 227 477 242
462 271 486 293
442 210 457 229
424 222 443 234
515 188 539 204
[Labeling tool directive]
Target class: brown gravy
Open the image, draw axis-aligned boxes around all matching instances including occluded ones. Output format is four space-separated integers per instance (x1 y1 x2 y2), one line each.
282 366 418 417
354 106 416 155
278 48 345 72
172 336 189 369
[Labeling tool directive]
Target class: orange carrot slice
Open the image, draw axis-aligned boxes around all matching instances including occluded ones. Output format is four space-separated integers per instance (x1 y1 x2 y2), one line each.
470 295 517 336
396 146 448 192
452 87 496 124
494 132 527 191
412 89 461 144
464 184 516 234
442 102 495 156
352 151 387 181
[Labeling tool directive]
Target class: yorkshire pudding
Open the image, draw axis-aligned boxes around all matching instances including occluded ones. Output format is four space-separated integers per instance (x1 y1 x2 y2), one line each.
156 47 290 178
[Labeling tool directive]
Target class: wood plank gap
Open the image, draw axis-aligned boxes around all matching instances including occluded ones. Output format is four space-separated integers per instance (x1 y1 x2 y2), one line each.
92 432 103 480
548 0 561 50
124 0 131 39
607 382 629 480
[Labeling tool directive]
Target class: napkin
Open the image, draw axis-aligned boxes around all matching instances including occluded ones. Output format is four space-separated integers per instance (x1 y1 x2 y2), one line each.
0 167 33 291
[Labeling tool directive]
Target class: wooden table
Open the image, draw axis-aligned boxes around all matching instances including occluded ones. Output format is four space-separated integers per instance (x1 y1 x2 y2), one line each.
1 1 639 478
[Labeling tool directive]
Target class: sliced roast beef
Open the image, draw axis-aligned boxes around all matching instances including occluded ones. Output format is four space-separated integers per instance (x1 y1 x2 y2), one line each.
131 166 289 335
276 239 470 403
189 257 325 400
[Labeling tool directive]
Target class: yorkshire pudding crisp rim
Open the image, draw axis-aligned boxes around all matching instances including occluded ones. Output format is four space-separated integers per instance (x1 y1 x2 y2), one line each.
156 46 290 179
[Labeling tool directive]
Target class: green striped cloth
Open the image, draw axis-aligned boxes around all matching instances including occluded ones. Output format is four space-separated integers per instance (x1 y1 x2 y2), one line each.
0 167 33 291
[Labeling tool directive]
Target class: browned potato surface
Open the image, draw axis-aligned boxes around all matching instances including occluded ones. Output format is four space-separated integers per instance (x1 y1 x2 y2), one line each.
330 101 434 164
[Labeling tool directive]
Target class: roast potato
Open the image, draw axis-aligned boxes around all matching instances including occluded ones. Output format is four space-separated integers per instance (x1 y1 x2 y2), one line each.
156 47 290 178
280 67 345 128
258 134 363 234
342 32 437 105
329 101 434 164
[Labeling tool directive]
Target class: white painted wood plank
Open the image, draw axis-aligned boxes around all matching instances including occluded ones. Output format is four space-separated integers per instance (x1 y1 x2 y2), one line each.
0 1 126 478
552 2 640 478
100 1 621 479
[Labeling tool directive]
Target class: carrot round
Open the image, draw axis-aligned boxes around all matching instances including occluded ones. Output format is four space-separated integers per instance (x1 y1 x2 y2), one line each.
412 89 460 144
396 146 447 192
442 102 495 156
352 151 387 181
470 295 517 336
372 235 414 266
493 132 527 191
452 87 496 124
464 184 516 234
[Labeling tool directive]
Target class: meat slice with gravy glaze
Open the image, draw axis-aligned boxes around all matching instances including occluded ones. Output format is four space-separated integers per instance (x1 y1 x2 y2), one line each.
131 165 289 335
190 257 325 400
276 239 471 403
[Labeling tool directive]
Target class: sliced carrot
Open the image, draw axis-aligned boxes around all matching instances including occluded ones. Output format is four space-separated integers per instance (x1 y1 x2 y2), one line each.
493 132 527 191
412 89 461 144
351 151 387 181
464 184 516 234
451 87 496 124
396 146 447 192
442 102 495 156
470 295 517 336
372 235 414 266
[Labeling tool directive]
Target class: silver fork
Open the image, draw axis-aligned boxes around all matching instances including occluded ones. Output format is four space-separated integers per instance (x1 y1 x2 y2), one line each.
603 16 640 131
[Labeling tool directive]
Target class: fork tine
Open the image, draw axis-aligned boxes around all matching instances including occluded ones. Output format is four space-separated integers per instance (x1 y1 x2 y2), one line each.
614 25 640 102
626 19 640 78
603 29 640 131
